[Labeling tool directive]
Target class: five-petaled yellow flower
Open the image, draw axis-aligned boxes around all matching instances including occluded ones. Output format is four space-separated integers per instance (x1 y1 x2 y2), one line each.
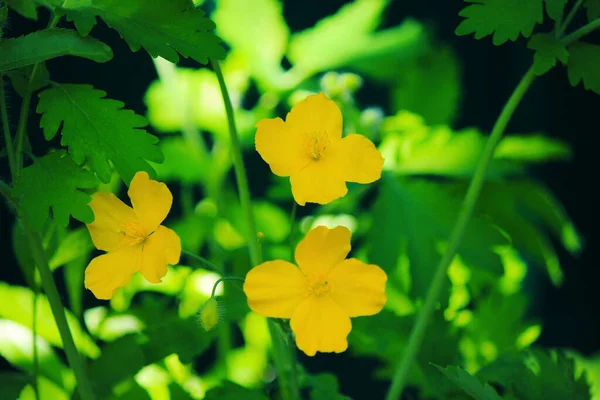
84 171 181 300
255 92 384 205
243 225 387 356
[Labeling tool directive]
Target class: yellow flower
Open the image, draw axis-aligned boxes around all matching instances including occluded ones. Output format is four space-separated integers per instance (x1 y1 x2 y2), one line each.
255 92 384 205
84 171 181 300
243 225 387 356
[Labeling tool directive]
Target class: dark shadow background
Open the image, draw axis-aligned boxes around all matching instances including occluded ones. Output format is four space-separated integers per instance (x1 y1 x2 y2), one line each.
1 1 599 399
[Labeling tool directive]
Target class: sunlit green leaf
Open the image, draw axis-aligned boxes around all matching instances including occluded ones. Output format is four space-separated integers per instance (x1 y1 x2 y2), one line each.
65 0 225 63
19 376 69 400
152 138 209 184
434 365 502 400
0 372 30 400
572 351 600 400
456 0 543 45
0 283 100 358
528 33 569 75
203 382 267 400
494 134 571 162
0 28 112 73
391 46 461 125
545 0 567 22
585 0 600 20
37 84 163 183
12 150 99 232
567 42 600 95
0 319 73 390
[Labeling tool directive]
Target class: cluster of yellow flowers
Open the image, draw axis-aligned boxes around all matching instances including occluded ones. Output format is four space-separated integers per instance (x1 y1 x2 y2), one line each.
84 93 387 356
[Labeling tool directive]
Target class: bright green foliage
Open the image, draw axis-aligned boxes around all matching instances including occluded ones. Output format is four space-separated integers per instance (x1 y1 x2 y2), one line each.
545 0 567 22
567 42 600 95
307 374 351 400
37 84 163 184
203 382 268 400
152 138 209 184
0 28 113 73
434 365 502 400
6 62 50 97
65 0 225 64
456 0 544 45
494 134 571 162
528 33 569 75
478 349 591 399
0 282 100 358
0 372 30 399
585 0 600 20
0 320 72 390
369 176 506 301
213 0 289 88
392 46 462 125
12 151 99 231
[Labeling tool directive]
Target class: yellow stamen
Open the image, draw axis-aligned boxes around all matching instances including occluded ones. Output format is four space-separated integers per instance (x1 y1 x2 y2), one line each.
118 219 147 246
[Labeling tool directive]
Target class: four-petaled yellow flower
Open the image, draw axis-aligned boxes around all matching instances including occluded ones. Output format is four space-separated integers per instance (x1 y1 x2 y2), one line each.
84 171 181 300
243 225 387 356
255 92 384 206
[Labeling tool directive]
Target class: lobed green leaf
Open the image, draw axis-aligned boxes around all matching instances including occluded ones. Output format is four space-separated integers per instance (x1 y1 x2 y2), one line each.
567 42 600 95
434 364 503 400
528 33 569 75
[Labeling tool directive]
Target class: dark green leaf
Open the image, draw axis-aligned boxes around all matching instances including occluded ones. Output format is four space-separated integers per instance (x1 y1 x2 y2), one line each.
11 221 36 287
528 33 569 75
567 42 600 95
0 28 113 73
64 255 88 320
545 0 567 22
456 0 544 45
65 0 225 64
12 150 99 231
6 0 41 19
308 374 350 400
6 62 50 97
0 372 30 399
48 227 93 270
585 0 600 20
203 382 268 400
1 4 7 38
37 84 163 184
434 365 503 400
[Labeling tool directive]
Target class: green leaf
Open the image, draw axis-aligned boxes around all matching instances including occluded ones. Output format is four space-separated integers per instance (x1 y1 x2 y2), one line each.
391 46 462 125
48 227 93 270
0 319 72 389
369 176 506 301
6 63 50 97
0 372 30 399
0 283 100 358
5 0 56 20
65 0 225 64
11 221 37 288
203 382 268 400
494 134 572 162
567 42 600 95
307 374 350 400
585 0 600 20
37 84 163 184
152 138 209 184
545 0 567 22
12 151 99 231
434 365 503 400
213 0 288 87
456 0 544 45
0 28 113 73
528 33 569 75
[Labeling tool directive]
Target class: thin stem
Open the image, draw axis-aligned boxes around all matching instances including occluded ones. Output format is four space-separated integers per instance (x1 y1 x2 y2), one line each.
211 58 299 400
210 59 260 267
24 224 96 400
15 14 60 173
210 276 245 298
0 75 17 181
557 0 584 37
561 18 600 45
385 66 537 400
182 249 224 275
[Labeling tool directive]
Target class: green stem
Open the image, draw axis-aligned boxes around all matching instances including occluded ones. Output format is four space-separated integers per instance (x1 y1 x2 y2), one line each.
211 58 299 400
182 249 224 275
385 66 537 400
557 0 584 38
14 14 59 173
210 277 245 298
24 224 95 400
210 59 260 267
561 18 600 45
0 75 17 181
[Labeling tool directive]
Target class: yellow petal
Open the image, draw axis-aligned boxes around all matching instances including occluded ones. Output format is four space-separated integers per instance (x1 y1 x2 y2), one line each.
289 159 347 205
84 245 142 300
128 171 173 234
86 192 138 252
290 295 351 356
286 92 343 140
140 226 181 283
294 226 351 276
328 258 387 317
330 134 384 183
243 260 308 318
255 117 309 176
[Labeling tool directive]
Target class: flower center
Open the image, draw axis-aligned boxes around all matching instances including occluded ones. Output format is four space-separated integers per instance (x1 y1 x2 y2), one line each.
307 274 331 297
118 219 147 246
304 131 330 160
